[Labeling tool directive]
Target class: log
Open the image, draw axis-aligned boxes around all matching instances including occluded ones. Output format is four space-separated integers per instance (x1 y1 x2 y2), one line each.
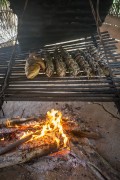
62 120 102 140
0 117 41 128
66 129 102 140
0 134 32 155
0 128 18 137
71 130 102 139
0 143 58 169
0 120 44 139
0 129 101 155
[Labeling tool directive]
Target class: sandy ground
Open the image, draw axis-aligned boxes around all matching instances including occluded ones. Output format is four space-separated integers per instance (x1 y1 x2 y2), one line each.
0 15 120 180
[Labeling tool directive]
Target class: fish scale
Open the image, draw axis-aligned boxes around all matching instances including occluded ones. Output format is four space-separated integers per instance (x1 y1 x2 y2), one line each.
44 51 54 77
54 48 66 77
87 46 110 77
74 50 92 78
60 46 80 76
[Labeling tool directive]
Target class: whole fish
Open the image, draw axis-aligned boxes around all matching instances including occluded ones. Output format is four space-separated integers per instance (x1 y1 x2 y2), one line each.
87 46 110 76
74 50 92 78
54 48 66 77
84 47 102 76
60 46 80 76
25 53 45 79
98 60 110 76
43 51 54 77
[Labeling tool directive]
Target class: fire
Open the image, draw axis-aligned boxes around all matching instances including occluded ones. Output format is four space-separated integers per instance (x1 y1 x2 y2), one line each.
20 109 69 149
0 137 4 141
6 119 11 127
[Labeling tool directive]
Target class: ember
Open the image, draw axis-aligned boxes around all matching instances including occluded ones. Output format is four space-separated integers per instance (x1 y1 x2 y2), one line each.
0 137 4 141
6 109 70 150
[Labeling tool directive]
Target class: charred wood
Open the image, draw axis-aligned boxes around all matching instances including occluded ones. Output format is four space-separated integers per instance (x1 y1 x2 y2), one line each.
0 143 58 168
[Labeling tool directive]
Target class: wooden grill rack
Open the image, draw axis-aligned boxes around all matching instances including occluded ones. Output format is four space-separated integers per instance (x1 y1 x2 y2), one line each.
0 31 120 102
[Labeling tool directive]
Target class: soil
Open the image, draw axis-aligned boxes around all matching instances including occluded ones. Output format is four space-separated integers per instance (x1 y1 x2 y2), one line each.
0 15 120 180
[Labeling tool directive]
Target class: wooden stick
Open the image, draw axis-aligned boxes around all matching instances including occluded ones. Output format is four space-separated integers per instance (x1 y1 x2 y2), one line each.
77 143 120 180
0 117 41 128
87 162 107 180
0 134 32 155
67 129 102 139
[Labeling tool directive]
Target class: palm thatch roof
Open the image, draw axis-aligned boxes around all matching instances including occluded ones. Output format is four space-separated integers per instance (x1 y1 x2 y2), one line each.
0 0 17 48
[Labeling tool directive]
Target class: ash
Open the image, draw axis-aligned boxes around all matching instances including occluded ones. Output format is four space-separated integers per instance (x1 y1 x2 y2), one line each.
25 150 86 174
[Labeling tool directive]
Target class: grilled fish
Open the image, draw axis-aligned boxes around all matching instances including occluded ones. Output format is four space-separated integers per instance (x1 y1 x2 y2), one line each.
60 46 80 76
54 48 66 77
74 50 92 78
25 53 45 79
87 46 110 76
43 51 54 77
98 60 110 76
84 47 102 76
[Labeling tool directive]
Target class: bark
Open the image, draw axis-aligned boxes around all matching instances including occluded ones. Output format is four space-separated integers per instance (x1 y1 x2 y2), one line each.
0 143 57 169
70 130 102 139
0 134 32 155
0 117 41 128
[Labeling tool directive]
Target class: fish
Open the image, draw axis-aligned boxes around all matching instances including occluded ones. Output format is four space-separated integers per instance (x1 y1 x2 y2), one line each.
84 47 102 76
98 60 110 76
25 53 45 79
59 46 80 76
74 50 92 78
33 55 46 71
54 48 66 77
86 46 110 76
43 51 54 77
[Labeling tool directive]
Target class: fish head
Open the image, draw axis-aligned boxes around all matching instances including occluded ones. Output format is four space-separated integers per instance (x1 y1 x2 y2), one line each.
26 63 40 79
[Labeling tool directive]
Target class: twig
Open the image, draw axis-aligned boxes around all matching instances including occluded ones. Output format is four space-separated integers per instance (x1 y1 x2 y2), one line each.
0 107 5 117
87 162 107 180
21 109 25 118
92 103 120 120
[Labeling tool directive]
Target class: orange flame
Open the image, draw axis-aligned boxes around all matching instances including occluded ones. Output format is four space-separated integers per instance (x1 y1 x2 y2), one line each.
6 119 11 127
0 137 4 141
20 109 69 149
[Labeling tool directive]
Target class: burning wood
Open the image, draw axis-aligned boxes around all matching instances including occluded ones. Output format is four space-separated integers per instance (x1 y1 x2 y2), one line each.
69 129 102 139
0 143 58 169
0 134 32 155
0 110 70 155
0 109 119 180
0 117 41 128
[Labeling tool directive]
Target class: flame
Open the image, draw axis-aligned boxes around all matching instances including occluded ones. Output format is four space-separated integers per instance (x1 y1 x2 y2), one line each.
0 137 4 141
6 119 11 127
20 109 69 149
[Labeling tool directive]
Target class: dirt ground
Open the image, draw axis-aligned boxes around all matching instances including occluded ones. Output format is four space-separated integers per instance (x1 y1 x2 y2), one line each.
0 15 120 180
0 101 120 180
